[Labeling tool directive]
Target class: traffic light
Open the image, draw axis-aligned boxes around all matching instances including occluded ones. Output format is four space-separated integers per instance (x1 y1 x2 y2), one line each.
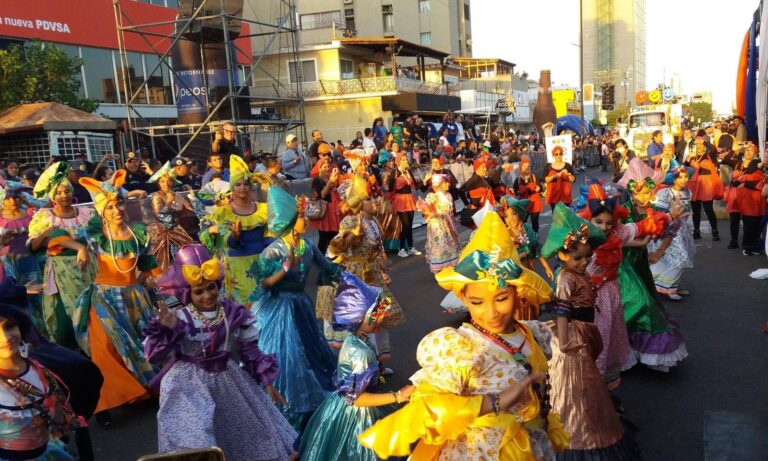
602 84 615 111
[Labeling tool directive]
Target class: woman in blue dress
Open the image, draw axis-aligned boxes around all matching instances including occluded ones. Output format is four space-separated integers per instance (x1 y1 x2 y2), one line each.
299 272 413 461
249 186 340 430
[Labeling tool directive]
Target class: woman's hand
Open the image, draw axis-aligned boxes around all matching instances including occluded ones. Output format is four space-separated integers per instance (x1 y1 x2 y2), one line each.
499 371 546 411
156 300 178 330
76 246 89 271
232 219 242 241
544 265 554 281
265 384 287 406
648 248 665 264
143 276 157 290
397 385 415 403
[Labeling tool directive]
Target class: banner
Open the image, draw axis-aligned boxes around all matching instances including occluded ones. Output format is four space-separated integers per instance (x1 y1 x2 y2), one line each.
545 135 573 164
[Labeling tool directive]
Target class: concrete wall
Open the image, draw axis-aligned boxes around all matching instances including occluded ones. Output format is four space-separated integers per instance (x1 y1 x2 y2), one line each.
303 97 390 146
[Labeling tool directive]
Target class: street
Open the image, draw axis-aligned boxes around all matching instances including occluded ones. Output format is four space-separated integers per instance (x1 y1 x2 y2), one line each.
90 168 768 461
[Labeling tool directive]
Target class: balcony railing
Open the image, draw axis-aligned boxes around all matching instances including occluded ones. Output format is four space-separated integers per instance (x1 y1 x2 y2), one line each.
250 76 458 100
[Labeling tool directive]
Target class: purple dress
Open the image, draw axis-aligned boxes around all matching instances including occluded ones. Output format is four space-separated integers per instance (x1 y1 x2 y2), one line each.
144 299 297 460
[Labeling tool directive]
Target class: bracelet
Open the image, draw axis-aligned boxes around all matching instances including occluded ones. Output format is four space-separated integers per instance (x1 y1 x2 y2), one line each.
490 393 500 415
393 391 400 404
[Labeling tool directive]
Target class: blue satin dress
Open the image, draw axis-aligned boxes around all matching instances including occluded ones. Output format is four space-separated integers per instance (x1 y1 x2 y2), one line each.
298 335 395 461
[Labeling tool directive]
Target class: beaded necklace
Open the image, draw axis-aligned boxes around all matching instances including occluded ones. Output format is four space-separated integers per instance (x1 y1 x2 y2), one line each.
470 321 551 417
105 223 139 274
186 303 228 357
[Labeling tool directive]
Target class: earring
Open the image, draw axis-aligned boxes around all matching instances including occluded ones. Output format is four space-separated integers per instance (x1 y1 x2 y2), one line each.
19 342 29 359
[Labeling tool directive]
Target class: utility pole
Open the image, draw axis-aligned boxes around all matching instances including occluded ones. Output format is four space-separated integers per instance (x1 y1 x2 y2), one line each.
579 0 585 137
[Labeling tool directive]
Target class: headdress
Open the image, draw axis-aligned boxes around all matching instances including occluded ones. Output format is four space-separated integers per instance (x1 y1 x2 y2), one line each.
345 149 368 171
520 157 531 171
482 141 491 152
472 201 495 228
541 203 606 258
577 183 629 221
33 161 71 200
662 166 694 186
377 150 390 167
229 154 270 192
332 272 392 332
430 174 448 187
571 176 603 212
147 161 179 184
197 179 231 203
394 152 406 167
617 157 663 189
267 186 305 236
339 175 369 214
473 158 487 172
156 244 223 306
498 195 530 223
78 170 127 215
436 210 552 305
0 179 32 202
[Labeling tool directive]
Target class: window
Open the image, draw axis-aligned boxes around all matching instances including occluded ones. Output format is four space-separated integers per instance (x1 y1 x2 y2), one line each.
80 47 119 103
382 5 394 36
420 32 431 46
117 52 148 104
419 0 430 13
300 11 342 30
52 44 86 98
340 59 354 79
344 8 356 32
464 3 470 20
144 54 172 105
288 60 317 83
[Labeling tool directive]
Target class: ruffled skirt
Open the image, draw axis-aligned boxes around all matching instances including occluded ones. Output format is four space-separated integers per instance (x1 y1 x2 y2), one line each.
377 203 402 252
425 215 461 273
594 280 633 383
252 290 337 428
158 361 296 460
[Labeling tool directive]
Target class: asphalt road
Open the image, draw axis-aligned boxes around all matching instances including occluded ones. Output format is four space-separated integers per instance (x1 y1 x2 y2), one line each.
90 167 768 461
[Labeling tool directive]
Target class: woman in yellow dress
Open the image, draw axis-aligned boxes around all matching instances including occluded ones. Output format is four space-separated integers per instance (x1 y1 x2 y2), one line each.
359 209 569 460
199 155 270 306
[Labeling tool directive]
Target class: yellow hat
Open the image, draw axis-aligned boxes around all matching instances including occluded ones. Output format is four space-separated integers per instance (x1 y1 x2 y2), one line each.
79 170 127 215
435 210 552 306
339 175 369 213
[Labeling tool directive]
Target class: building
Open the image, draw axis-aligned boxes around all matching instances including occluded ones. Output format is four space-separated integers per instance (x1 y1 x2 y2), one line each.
0 0 254 161
581 0 646 106
286 0 472 57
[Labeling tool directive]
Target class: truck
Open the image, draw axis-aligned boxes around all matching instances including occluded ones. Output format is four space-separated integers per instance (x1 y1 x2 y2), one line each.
625 103 686 160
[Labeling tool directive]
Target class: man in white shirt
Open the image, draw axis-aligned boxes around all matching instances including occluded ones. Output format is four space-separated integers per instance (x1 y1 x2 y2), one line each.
362 127 376 151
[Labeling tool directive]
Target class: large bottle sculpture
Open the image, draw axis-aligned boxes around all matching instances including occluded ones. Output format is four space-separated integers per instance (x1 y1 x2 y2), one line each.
532 70 557 138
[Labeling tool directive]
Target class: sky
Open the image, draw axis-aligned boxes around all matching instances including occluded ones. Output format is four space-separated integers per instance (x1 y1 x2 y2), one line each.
471 0 758 113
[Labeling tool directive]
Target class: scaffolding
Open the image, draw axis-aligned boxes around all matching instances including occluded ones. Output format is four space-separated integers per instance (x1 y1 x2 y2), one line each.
112 0 305 159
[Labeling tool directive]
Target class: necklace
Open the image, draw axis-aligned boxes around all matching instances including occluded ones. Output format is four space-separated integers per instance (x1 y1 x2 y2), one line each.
186 303 228 357
105 223 139 274
188 302 225 327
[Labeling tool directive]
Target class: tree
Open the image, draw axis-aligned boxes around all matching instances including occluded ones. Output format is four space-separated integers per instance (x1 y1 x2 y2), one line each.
0 41 98 113
689 102 714 125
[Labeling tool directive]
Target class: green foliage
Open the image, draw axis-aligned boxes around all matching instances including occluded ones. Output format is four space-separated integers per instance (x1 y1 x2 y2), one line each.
0 41 98 113
689 102 714 124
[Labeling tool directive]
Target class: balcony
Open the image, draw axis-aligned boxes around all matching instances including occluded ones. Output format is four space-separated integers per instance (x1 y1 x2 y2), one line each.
251 76 458 101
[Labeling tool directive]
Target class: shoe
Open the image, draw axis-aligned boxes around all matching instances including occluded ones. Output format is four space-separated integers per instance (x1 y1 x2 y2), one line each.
408 248 422 256
381 367 394 376
95 411 112 429
712 231 720 242
693 231 702 240
743 249 762 256
665 293 683 302
727 240 739 249
397 249 408 258
677 289 691 296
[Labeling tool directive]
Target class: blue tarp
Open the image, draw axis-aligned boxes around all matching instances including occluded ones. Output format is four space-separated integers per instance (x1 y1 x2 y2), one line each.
555 115 595 136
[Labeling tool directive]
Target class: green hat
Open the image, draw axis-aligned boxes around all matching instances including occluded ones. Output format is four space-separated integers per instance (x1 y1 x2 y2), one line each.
500 196 529 223
267 186 300 236
541 203 606 259
33 161 71 200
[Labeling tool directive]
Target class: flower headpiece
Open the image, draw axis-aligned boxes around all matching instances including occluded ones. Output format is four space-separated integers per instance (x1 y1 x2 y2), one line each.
627 177 656 194
79 170 127 215
34 161 71 200
436 210 552 304
156 244 223 306
541 203 606 258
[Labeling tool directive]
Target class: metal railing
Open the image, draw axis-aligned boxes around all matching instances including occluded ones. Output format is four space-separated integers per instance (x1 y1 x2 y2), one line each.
250 76 455 100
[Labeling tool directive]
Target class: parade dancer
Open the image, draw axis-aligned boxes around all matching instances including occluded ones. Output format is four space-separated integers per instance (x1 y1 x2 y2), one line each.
71 171 157 424
0 180 40 284
248 187 339 430
299 272 412 461
28 162 96 348
649 167 696 301
359 211 568 460
617 158 688 371
147 244 297 460
376 153 402 252
513 157 544 232
418 174 461 273
544 145 576 210
326 176 405 360
146 162 194 273
541 203 640 460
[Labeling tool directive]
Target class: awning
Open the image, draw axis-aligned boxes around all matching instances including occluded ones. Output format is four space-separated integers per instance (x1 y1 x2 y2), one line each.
337 37 449 60
382 94 461 114
0 102 117 135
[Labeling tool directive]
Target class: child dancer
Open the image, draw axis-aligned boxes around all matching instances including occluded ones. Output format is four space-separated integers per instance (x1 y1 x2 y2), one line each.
148 244 297 460
419 174 461 273
542 203 640 460
299 272 413 461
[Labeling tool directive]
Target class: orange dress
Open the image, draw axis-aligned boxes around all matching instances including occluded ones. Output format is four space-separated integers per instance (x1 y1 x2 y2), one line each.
544 163 575 205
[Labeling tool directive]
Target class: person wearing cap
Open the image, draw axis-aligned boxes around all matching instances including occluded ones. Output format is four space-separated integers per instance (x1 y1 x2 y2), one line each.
211 122 242 160
281 134 310 180
66 160 93 204
299 272 413 461
123 151 156 194
74 152 95 174
359 210 568 460
147 244 297 459
201 152 231 186
250 187 340 429
309 143 333 179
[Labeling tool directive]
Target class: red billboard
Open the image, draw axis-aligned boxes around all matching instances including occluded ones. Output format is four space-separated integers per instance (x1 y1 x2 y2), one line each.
0 0 252 61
